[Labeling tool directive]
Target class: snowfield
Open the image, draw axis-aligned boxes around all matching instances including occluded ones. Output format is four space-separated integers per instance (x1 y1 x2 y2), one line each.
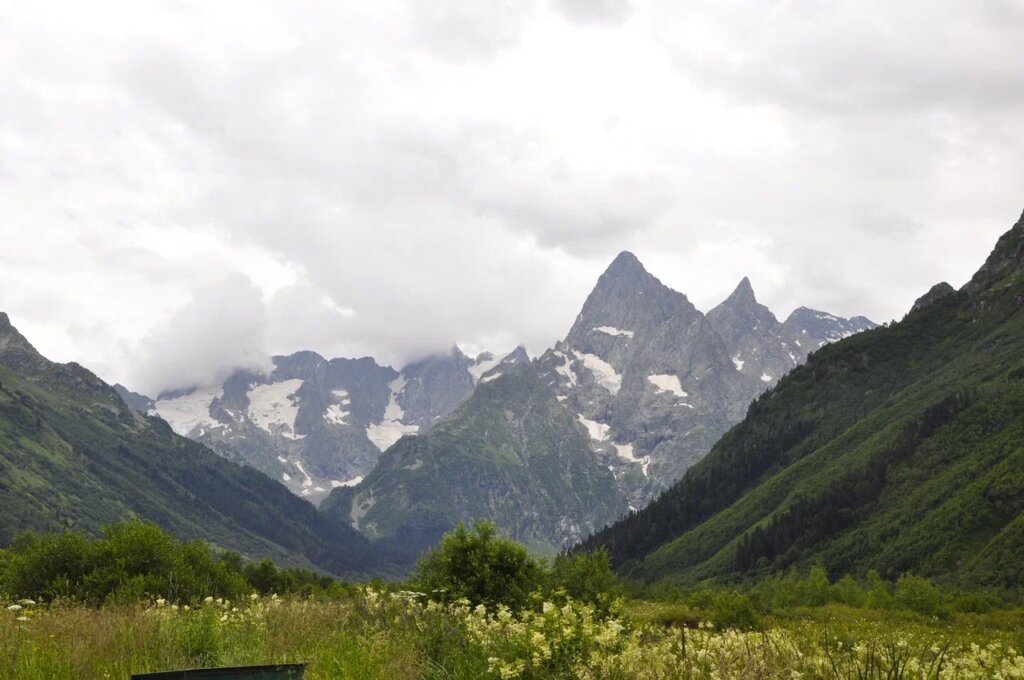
247 379 305 440
647 374 687 397
366 376 419 451
154 386 223 436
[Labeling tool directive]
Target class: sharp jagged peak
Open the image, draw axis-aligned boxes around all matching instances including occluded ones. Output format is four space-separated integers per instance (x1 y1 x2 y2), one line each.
605 250 646 276
708 277 780 330
721 277 758 306
0 312 42 359
591 250 666 295
502 346 530 365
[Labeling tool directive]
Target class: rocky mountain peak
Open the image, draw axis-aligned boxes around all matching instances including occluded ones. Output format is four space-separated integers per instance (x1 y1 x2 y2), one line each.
963 208 1024 294
911 282 956 313
725 276 757 305
502 346 531 365
604 250 646 277
567 252 698 345
0 312 40 358
707 278 781 338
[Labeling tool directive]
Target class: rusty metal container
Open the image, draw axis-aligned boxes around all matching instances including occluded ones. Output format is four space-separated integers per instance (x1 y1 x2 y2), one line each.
131 663 306 679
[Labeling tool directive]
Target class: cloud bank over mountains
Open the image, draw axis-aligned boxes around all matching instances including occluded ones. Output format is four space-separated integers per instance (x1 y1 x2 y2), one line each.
1 1 1021 394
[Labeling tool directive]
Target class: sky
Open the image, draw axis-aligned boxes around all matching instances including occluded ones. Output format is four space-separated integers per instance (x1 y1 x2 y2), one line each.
2 1 1022 395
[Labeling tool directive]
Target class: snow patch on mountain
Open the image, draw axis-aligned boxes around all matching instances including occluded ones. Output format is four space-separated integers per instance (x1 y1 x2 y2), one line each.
732 356 745 371
480 372 502 384
468 356 502 384
293 459 313 488
331 476 363 488
247 379 305 440
760 373 772 382
594 326 634 338
154 386 223 436
577 414 611 441
366 376 419 451
647 374 687 397
612 442 651 476
573 351 622 394
552 351 578 387
324 404 349 424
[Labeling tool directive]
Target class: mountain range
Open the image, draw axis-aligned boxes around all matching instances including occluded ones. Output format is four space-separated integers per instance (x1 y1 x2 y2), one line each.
7 207 1018 590
114 348 501 503
115 253 875 551
582 210 1024 588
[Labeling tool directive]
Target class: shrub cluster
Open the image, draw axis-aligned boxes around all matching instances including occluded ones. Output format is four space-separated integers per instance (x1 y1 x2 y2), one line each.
411 520 621 614
0 521 351 605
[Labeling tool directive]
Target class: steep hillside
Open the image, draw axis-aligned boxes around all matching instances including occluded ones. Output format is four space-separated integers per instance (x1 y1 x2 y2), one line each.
0 313 392 578
581 210 1024 588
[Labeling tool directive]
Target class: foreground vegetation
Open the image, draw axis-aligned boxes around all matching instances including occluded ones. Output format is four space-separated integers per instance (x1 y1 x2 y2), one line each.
4 591 1024 679
2 521 1024 678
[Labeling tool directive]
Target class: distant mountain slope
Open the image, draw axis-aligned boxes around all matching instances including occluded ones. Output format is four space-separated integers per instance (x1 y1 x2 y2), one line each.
581 210 1024 588
535 252 876 508
320 350 628 553
0 313 392 578
124 347 497 503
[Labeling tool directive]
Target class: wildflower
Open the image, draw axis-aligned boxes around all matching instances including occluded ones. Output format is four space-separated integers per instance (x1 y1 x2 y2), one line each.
155 598 166 607
250 593 259 601
17 599 36 606
16 616 29 622
7 604 22 612
204 596 214 604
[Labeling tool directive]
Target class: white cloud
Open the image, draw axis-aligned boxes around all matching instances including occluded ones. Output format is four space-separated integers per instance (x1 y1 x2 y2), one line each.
135 275 272 396
0 0 1020 394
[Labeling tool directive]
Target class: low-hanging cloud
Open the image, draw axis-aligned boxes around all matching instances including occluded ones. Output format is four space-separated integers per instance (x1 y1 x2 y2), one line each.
135 276 272 396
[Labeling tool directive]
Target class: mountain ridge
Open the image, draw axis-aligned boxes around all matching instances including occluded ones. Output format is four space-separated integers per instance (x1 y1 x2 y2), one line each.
0 314 396 577
580 209 1024 588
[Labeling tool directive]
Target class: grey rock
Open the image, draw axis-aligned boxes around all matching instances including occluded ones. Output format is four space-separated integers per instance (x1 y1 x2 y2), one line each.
910 282 956 313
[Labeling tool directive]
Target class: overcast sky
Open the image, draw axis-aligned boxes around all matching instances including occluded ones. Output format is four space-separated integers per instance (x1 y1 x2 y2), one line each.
2 1 1022 395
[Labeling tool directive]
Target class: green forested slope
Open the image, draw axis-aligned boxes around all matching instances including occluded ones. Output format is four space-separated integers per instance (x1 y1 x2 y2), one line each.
321 359 627 554
582 210 1024 587
0 313 391 578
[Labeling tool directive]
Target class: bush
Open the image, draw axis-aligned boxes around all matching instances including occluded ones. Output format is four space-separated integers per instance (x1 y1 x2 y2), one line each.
413 520 544 611
709 590 760 630
0 521 250 604
895 573 947 617
550 548 621 615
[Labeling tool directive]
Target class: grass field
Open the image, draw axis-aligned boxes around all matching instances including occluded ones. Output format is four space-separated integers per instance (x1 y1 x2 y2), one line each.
3 591 1023 679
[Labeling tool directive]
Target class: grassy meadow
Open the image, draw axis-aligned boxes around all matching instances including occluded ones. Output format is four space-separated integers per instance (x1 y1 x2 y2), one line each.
3 592 1024 679
3 521 1024 679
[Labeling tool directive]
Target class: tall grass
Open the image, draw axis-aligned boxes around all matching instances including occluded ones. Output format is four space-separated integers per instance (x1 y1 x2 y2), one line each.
3 592 1023 679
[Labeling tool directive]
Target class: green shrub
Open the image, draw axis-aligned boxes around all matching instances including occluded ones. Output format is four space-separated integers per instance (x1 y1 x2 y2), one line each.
413 520 544 611
0 521 249 604
865 570 894 610
550 548 620 615
710 590 760 630
895 573 947 617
